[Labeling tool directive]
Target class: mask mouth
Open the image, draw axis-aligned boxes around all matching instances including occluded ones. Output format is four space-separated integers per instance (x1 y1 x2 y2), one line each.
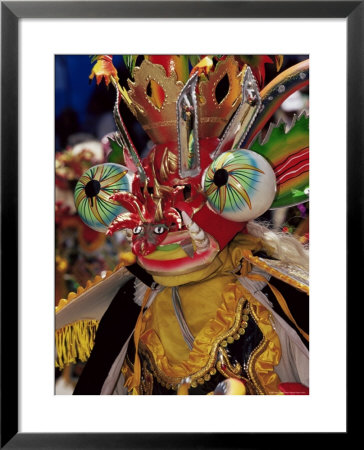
135 224 220 277
159 210 213 254
142 225 217 259
155 229 190 247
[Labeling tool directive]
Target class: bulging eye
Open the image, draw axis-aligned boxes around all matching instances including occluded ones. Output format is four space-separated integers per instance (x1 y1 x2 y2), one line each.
154 225 167 235
133 226 143 235
74 163 133 232
202 149 276 222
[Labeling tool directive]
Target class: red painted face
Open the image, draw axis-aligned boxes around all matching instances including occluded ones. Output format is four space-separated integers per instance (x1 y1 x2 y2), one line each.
106 138 246 277
143 139 247 249
106 189 182 257
131 223 169 256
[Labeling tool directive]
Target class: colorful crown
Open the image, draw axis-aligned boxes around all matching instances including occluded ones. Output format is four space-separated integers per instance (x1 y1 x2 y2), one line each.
125 56 244 144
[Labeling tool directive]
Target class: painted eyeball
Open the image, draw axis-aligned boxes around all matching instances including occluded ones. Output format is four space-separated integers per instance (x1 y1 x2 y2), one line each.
202 149 276 222
153 225 168 235
133 226 143 235
74 163 133 232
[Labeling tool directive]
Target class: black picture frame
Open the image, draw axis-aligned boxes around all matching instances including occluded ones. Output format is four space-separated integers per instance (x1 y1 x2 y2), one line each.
1 1 359 448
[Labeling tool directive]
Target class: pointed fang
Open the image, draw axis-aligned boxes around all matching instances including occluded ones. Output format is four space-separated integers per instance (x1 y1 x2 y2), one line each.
181 211 210 254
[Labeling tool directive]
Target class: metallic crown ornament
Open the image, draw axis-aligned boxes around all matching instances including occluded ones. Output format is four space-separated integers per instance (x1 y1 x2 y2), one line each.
126 59 184 144
197 56 243 139
123 56 244 145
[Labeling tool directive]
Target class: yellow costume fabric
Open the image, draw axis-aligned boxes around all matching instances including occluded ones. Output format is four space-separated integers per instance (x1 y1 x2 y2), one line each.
124 234 284 394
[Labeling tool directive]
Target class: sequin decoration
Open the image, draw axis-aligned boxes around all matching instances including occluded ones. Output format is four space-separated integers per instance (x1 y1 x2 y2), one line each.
74 163 132 232
202 149 276 221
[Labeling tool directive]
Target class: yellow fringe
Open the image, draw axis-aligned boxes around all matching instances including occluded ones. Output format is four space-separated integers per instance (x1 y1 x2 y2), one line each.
55 319 99 370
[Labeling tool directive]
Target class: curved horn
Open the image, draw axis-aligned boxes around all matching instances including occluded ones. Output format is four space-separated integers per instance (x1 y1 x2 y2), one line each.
109 191 147 222
165 208 183 230
106 213 139 236
181 211 210 254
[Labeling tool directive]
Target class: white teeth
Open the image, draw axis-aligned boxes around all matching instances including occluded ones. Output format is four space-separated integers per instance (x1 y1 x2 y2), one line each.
181 211 210 254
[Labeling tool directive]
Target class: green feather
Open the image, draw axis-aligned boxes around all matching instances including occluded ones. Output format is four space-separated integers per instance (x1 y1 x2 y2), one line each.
123 55 138 76
107 138 125 165
250 113 309 208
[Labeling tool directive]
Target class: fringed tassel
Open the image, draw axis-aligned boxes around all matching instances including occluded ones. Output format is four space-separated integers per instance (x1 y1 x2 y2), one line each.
55 319 99 370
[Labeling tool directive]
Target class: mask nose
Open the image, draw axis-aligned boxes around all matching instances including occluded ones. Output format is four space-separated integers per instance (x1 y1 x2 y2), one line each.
132 224 166 256
133 238 157 257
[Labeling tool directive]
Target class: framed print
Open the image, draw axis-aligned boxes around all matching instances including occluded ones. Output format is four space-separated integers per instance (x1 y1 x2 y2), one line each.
1 0 360 447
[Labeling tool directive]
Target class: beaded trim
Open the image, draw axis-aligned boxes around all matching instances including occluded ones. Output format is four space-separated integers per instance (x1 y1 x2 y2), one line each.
215 347 255 395
246 338 269 395
245 302 273 395
138 299 256 391
140 360 154 395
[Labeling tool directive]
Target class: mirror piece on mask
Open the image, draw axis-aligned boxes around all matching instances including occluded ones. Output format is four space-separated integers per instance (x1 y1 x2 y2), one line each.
177 72 200 178
211 66 261 159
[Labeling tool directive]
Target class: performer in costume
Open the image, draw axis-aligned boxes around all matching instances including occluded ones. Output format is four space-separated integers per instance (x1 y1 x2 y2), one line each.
55 55 309 395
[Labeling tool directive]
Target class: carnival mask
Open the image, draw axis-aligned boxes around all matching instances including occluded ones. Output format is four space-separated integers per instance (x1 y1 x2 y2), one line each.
75 55 309 277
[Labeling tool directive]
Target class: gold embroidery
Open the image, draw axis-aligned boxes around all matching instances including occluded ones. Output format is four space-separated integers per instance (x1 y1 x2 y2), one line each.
124 279 283 395
137 297 248 390
247 338 269 395
243 252 309 294
215 347 256 395
245 293 282 395
216 348 242 377
140 360 154 395
134 298 263 395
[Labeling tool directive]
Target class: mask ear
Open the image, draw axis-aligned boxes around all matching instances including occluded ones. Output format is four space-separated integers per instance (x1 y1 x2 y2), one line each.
74 163 134 232
249 112 309 208
202 149 276 222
